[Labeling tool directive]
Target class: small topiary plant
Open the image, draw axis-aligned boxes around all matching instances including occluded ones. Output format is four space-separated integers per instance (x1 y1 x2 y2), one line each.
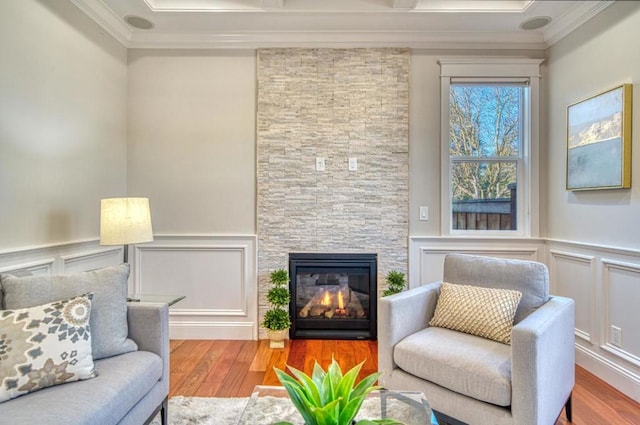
262 308 291 331
262 269 291 331
382 271 406 297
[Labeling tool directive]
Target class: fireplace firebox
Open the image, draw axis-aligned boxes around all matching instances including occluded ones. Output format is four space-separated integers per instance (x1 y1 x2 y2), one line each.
289 253 377 340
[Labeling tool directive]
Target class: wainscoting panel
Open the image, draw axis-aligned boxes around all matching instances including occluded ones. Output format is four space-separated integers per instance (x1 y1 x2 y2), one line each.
133 235 257 340
0 237 257 340
545 240 640 403
61 247 123 274
601 259 640 367
0 259 55 276
548 250 595 343
408 237 544 288
0 240 121 278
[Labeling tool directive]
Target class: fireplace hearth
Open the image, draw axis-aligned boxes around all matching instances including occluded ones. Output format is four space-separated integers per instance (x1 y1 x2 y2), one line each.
289 253 377 340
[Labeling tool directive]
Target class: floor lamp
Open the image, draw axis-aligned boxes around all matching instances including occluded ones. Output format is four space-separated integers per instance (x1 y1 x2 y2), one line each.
100 197 154 263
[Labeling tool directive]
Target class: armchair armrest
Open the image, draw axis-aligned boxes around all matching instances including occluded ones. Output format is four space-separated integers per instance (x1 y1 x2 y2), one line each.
511 296 575 425
377 282 441 379
127 302 170 387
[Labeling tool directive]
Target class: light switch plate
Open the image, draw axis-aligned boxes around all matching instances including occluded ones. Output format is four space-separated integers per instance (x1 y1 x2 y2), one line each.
419 206 429 221
316 157 325 172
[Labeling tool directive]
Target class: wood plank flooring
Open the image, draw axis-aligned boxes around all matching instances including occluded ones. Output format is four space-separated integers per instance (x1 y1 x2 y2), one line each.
169 339 640 425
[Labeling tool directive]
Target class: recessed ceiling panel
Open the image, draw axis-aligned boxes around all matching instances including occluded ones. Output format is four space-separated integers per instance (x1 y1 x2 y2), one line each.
75 0 612 49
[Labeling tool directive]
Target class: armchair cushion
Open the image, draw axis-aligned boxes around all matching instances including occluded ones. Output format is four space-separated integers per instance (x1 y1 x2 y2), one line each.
394 327 512 406
443 254 549 323
429 282 522 344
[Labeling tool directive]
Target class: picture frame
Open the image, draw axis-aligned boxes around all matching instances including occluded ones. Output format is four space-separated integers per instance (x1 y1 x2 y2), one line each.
566 84 632 191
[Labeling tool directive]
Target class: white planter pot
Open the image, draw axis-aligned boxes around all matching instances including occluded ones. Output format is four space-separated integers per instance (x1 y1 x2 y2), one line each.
267 329 288 348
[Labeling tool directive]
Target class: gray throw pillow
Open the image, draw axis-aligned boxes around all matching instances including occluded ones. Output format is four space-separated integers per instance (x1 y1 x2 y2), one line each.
0 269 32 309
0 264 137 360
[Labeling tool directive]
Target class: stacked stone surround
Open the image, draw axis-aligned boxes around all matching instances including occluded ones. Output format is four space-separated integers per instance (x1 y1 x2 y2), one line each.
256 48 409 338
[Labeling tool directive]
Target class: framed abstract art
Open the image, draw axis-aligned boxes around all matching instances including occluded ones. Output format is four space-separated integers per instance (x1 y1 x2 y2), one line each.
566 84 632 190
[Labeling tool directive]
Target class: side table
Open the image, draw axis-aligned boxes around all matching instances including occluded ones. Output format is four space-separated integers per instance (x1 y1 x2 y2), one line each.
127 294 185 306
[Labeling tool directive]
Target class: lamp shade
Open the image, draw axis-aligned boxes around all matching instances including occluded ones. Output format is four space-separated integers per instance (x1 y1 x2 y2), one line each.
100 197 154 245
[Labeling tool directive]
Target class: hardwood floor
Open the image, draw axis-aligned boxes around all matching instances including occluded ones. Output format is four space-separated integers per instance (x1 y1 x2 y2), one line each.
169 339 640 425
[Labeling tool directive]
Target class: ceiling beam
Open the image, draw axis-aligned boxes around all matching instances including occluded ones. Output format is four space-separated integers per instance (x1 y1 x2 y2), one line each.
261 0 284 9
393 0 419 9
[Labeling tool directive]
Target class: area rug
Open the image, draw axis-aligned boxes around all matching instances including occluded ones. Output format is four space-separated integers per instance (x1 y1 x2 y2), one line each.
150 395 438 424
150 396 248 425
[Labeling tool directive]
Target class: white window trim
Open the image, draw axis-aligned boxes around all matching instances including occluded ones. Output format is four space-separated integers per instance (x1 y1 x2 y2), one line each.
439 58 543 237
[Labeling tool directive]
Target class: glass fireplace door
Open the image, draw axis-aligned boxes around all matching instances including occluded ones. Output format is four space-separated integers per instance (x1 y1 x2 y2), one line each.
289 253 377 340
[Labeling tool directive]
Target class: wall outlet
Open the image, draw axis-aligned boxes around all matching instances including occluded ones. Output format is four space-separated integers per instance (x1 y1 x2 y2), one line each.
611 325 622 347
316 157 325 172
348 157 357 171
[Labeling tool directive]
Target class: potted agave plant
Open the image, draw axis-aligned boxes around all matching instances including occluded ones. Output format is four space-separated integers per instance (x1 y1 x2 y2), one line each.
273 358 403 425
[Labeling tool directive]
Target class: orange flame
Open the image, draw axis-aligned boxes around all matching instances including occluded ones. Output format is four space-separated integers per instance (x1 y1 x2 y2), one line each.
321 290 331 306
337 291 344 309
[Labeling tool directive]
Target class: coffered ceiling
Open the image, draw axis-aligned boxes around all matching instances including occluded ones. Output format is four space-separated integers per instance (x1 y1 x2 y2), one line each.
71 0 613 49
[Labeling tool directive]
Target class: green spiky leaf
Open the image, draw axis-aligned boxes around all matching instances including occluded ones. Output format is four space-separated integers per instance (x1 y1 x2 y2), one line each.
274 358 404 425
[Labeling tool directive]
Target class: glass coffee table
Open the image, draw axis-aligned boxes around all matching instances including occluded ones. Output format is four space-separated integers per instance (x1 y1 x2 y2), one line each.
237 385 438 424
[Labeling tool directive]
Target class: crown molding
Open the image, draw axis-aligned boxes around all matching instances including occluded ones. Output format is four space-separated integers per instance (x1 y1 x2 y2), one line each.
127 30 546 50
543 0 614 48
71 0 611 50
71 0 132 46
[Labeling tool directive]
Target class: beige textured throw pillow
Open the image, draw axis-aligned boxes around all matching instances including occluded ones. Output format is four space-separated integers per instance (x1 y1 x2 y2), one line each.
429 282 523 345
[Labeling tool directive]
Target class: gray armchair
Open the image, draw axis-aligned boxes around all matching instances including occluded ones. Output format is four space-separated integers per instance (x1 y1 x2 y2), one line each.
378 254 575 425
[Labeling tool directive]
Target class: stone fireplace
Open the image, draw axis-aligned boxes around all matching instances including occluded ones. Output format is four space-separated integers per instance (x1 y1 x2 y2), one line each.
256 48 409 339
289 253 377 340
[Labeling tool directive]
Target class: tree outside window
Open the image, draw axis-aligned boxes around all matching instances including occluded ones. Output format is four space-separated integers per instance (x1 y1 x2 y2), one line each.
449 84 524 231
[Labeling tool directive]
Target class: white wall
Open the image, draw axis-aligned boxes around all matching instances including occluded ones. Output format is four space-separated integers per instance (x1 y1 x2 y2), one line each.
126 48 544 240
544 1 640 249
126 49 257 339
0 0 128 250
127 49 256 235
409 49 544 237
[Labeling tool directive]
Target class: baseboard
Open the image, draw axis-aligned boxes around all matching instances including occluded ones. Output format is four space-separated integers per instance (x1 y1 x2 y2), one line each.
169 321 255 340
576 345 640 403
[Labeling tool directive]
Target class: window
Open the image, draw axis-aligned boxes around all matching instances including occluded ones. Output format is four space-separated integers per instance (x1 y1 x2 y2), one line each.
439 59 542 236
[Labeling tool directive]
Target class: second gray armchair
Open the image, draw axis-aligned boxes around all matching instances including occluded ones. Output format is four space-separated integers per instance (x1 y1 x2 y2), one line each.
378 254 575 425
